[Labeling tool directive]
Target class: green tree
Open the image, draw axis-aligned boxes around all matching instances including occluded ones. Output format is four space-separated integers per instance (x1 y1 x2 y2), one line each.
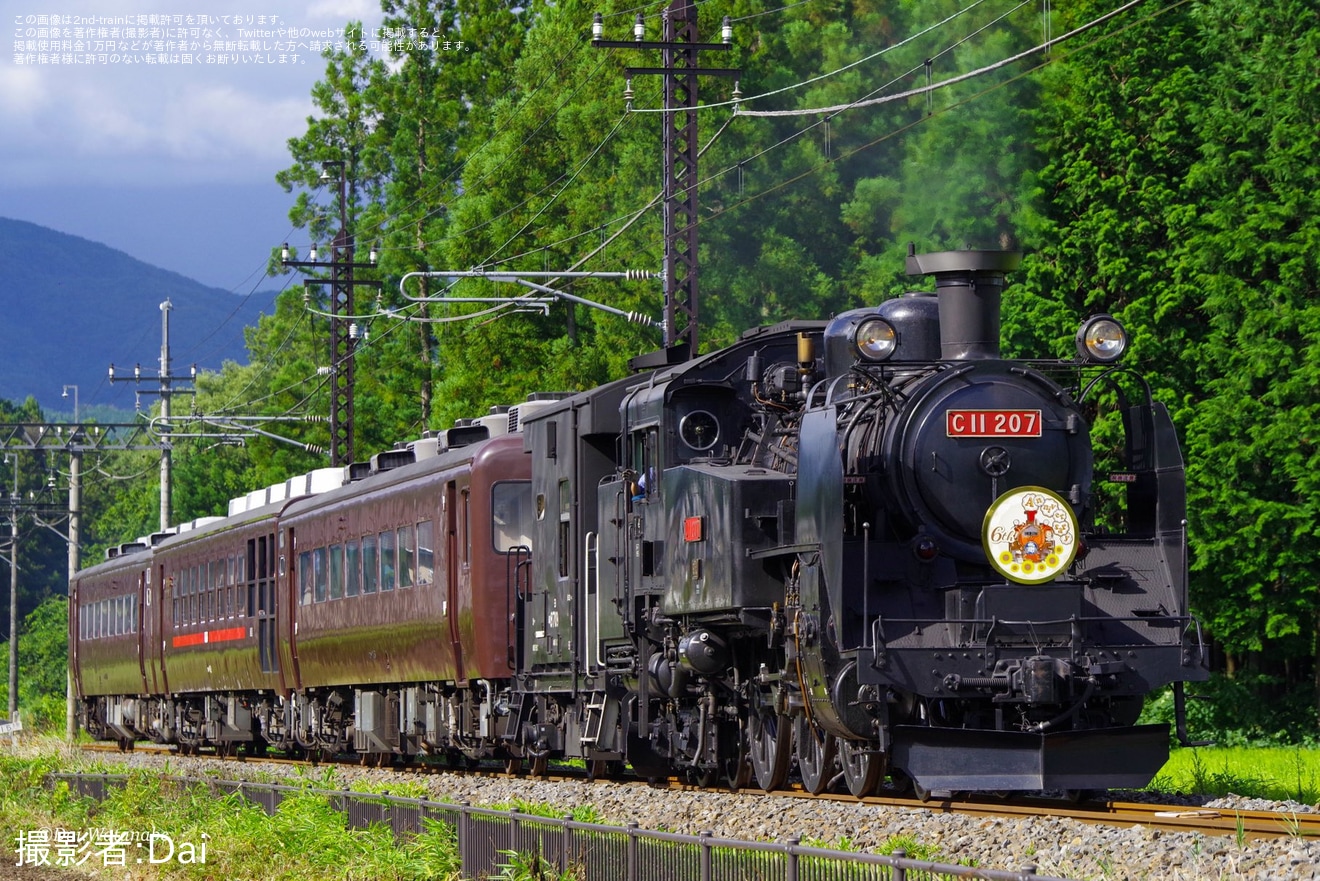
1173 0 1320 717
1022 0 1320 726
0 596 68 730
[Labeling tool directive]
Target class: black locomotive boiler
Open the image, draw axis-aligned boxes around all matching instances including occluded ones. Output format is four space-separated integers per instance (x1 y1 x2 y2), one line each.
73 248 1208 797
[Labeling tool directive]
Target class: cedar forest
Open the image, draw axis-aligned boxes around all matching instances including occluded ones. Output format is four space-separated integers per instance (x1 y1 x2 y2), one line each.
2 0 1317 741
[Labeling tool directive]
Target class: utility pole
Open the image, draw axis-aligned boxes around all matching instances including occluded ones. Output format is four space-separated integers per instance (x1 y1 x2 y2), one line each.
281 160 380 467
62 385 81 740
0 421 176 741
593 3 738 361
108 300 196 531
4 453 16 722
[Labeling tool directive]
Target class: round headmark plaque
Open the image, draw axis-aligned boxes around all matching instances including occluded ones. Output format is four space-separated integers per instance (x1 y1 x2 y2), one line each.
981 486 1079 584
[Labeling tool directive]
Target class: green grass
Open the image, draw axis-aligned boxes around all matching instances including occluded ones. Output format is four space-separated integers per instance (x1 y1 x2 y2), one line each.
0 748 462 880
1146 746 1320 804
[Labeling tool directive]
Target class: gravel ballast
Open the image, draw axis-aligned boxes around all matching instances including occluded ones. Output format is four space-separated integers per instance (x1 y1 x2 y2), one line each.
54 748 1320 880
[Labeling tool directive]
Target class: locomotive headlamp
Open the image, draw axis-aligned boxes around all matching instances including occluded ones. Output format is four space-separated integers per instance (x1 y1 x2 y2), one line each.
855 318 897 362
1076 314 1128 363
912 535 938 561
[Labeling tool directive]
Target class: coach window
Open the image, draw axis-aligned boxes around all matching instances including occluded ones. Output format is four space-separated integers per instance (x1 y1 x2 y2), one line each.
201 561 211 621
204 561 214 620
380 530 396 592
345 538 361 597
232 554 243 617
313 547 328 602
223 558 233 618
298 550 313 605
362 534 380 594
329 544 344 600
398 525 415 589
208 562 217 621
492 481 533 553
416 521 434 585
462 490 472 566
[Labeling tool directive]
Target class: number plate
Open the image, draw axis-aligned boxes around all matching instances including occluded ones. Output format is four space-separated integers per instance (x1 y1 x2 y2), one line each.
946 409 1042 437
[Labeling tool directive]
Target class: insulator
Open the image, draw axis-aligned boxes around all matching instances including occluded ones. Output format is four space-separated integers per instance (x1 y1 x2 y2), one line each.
623 77 634 104
592 12 603 40
633 12 644 40
721 16 732 44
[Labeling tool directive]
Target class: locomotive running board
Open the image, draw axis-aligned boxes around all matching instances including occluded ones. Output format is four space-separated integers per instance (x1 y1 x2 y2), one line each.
891 723 1170 792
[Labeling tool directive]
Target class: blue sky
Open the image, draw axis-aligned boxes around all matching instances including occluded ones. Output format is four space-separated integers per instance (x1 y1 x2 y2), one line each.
2 0 383 290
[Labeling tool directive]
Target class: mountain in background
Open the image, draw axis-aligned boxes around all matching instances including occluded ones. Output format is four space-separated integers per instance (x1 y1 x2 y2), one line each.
0 217 277 414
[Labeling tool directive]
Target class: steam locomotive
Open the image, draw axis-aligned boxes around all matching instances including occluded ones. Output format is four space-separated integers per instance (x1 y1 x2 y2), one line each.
72 248 1208 796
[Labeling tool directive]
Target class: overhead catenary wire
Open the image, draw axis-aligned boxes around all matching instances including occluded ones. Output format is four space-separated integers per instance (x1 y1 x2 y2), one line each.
689 0 1189 228
737 0 1151 117
625 0 993 113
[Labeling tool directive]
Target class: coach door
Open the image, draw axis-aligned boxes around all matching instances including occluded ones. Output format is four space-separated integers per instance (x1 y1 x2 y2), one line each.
249 533 281 679
446 480 466 681
136 569 150 694
150 565 168 695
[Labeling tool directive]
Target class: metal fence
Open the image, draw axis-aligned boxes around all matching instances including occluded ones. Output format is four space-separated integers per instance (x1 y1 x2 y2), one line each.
48 773 1067 881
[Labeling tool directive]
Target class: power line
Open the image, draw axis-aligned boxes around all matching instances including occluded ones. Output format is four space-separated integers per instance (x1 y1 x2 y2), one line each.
737 0 1150 117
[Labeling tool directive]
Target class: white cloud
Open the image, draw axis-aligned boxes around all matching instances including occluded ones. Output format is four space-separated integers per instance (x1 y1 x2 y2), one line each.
0 0 382 185
158 84 314 161
0 66 47 116
304 0 379 21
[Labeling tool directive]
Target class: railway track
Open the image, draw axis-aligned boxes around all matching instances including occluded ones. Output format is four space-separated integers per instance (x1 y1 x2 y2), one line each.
78 742 1320 842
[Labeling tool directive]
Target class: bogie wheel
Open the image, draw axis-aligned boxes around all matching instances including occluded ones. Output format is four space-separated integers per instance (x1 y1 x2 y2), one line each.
691 765 719 788
504 756 523 776
838 738 885 799
529 754 549 778
724 750 752 793
586 759 620 781
747 711 791 792
793 715 837 795
889 770 933 802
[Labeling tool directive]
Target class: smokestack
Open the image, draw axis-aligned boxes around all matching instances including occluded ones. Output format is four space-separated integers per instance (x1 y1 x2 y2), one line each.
905 247 1022 360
